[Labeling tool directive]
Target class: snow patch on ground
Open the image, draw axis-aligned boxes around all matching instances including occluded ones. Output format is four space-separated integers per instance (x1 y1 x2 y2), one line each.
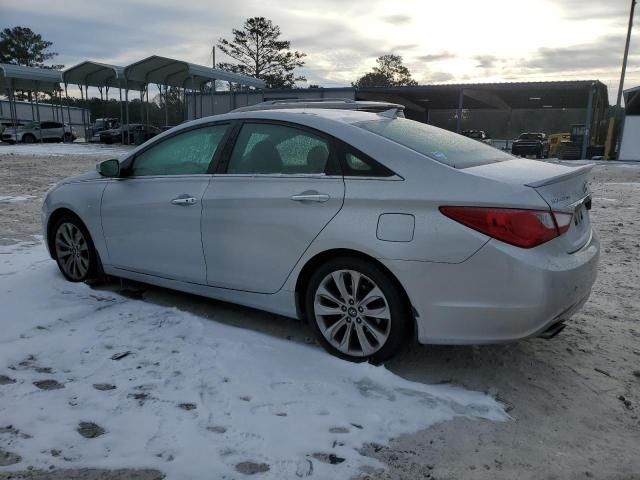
0 195 36 203
0 143 133 158
0 243 506 478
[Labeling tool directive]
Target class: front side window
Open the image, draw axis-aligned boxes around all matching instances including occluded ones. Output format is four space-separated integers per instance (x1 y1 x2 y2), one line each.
227 123 331 175
356 118 513 169
131 124 228 176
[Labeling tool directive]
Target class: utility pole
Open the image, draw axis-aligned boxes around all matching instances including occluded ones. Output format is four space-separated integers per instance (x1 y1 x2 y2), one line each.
211 46 216 116
605 0 636 159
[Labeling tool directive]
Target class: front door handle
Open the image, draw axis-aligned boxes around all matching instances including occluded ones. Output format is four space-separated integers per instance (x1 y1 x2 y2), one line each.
290 192 330 203
171 195 198 206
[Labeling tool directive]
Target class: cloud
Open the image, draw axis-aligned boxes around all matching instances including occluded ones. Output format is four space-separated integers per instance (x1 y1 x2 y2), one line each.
0 0 635 95
520 34 633 72
381 14 411 25
391 44 420 52
554 0 632 21
416 52 457 62
427 71 455 83
475 55 499 69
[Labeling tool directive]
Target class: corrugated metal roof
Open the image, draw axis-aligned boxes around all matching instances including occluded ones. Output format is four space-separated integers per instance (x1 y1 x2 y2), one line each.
0 63 62 91
124 55 266 89
2 56 265 92
63 61 144 90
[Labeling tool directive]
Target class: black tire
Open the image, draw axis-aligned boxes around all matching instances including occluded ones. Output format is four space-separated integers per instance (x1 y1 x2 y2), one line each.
304 256 410 363
51 214 103 283
23 134 36 144
63 132 73 143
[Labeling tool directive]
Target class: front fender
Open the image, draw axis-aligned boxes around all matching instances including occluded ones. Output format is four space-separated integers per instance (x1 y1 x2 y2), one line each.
42 181 109 262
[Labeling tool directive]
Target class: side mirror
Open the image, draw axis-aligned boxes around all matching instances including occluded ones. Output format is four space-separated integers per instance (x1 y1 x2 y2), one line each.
97 158 120 177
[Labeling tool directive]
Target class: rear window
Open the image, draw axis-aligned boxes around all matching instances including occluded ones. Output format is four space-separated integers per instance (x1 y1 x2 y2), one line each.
355 118 513 169
519 133 543 140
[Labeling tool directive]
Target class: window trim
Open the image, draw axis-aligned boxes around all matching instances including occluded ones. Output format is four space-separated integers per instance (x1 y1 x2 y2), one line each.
120 121 234 177
216 119 342 177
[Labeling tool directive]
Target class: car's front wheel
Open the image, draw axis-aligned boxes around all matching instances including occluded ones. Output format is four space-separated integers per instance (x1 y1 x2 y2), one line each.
52 215 101 283
22 134 36 144
305 257 410 363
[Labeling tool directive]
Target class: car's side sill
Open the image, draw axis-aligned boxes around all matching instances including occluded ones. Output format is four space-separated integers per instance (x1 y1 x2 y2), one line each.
103 265 300 320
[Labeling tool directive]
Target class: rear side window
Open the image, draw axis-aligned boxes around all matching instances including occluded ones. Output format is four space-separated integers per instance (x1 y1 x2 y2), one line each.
227 123 334 175
356 118 513 169
341 144 394 177
132 124 228 176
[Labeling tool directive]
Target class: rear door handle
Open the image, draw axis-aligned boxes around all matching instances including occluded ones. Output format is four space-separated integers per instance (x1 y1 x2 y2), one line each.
290 192 330 203
171 195 198 206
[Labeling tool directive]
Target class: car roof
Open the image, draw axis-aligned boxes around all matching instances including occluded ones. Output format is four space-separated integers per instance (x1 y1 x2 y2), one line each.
232 99 403 113
175 108 383 132
125 108 395 159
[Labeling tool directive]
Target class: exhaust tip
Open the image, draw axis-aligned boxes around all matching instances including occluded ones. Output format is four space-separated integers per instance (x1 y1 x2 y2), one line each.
539 322 567 340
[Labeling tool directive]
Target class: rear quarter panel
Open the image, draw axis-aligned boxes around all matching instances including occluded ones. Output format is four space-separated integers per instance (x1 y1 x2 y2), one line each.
281 144 551 293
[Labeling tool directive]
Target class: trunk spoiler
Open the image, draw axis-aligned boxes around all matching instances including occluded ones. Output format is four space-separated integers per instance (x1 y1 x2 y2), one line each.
524 164 594 188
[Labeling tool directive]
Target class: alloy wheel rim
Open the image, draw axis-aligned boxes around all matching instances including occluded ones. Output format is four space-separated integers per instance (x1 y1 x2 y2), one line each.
55 222 90 280
313 269 391 357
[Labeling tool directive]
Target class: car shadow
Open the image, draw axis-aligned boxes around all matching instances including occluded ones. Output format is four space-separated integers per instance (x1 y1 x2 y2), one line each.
94 276 567 397
95 276 316 348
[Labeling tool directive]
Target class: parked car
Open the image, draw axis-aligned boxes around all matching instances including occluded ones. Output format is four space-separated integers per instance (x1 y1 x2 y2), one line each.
1 121 76 144
0 121 24 137
89 118 120 142
233 98 405 116
99 124 161 145
511 132 550 158
462 129 492 145
43 109 599 362
548 132 571 157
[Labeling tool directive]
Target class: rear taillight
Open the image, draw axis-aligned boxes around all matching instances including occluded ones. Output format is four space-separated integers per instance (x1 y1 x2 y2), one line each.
439 206 573 249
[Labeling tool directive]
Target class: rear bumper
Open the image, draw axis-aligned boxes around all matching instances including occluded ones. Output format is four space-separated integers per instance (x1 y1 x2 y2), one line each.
512 144 542 155
381 230 600 344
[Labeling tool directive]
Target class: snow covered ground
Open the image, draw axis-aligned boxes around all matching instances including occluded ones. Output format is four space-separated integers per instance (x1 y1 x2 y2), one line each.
0 143 133 158
2 148 639 479
0 242 506 478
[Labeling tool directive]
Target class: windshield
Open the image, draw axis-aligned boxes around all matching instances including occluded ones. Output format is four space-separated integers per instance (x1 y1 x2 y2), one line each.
21 122 38 129
518 133 543 140
355 118 512 169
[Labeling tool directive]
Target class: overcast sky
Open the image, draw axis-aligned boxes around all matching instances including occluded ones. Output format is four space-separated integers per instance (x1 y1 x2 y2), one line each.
2 0 639 101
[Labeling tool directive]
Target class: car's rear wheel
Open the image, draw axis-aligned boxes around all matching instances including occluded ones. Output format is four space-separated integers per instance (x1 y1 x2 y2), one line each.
63 132 73 142
305 257 410 363
52 215 101 283
23 134 36 144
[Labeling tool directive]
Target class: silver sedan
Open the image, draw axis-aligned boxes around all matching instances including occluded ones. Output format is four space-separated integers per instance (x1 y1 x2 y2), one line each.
42 109 599 362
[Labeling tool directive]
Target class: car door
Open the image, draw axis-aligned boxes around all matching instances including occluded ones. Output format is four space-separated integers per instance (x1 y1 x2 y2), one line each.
29 122 43 141
101 123 230 283
40 121 59 140
201 121 345 294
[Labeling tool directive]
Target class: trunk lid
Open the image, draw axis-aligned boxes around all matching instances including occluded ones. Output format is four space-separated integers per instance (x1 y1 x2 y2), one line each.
466 159 593 252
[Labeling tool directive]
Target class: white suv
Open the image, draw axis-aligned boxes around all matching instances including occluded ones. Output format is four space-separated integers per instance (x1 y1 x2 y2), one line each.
1 121 77 144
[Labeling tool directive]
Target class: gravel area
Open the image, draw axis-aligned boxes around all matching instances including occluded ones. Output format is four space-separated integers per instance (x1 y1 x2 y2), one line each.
0 145 639 479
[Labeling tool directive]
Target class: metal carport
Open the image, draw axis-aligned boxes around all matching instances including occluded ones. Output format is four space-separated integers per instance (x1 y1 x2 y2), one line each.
123 55 266 125
357 81 609 159
0 63 64 141
63 61 145 143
